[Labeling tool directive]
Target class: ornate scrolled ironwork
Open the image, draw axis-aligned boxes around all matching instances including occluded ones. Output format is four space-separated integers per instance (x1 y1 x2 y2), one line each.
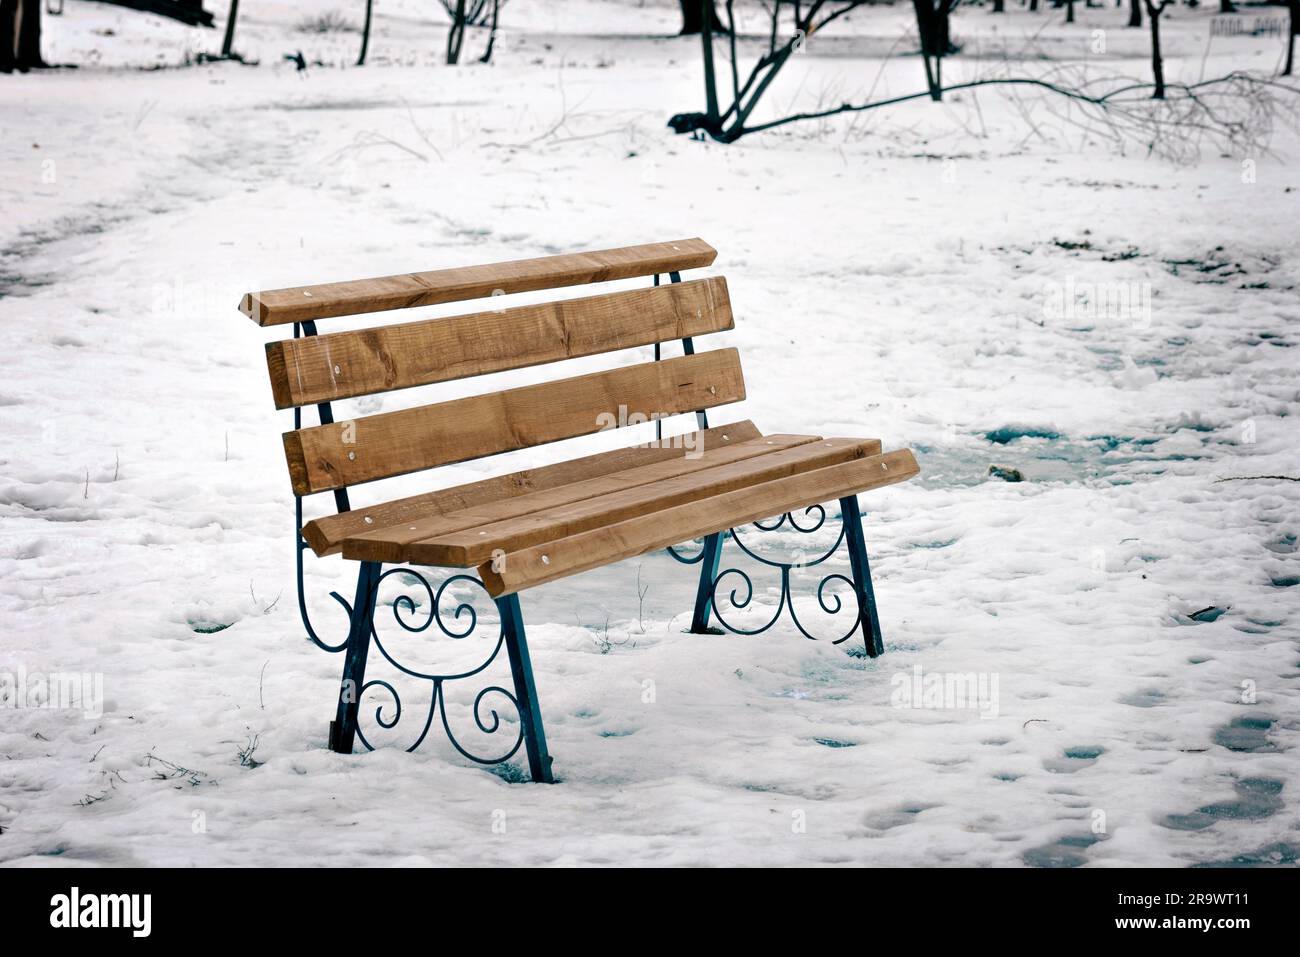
665 538 711 564
702 506 867 645
353 568 524 763
297 551 525 765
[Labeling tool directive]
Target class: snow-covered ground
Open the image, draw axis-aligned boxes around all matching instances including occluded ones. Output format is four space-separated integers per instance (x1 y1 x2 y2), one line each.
1 0 1297 867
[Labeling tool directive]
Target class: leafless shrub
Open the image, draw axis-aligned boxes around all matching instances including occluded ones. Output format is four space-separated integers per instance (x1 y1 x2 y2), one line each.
438 0 509 27
297 10 358 34
238 733 262 769
146 750 211 787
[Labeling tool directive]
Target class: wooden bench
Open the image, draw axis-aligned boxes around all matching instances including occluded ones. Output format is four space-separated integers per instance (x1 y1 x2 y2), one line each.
243 239 918 782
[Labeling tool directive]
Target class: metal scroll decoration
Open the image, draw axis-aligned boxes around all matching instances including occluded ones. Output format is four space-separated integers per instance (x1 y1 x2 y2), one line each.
300 556 524 764
665 539 710 564
700 505 867 645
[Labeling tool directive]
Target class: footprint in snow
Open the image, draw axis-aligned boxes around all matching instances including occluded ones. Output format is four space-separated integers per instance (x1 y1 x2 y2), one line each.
862 803 938 831
1022 832 1105 869
1213 714 1277 753
1118 687 1166 708
1162 777 1284 831
1043 746 1104 774
1193 841 1299 868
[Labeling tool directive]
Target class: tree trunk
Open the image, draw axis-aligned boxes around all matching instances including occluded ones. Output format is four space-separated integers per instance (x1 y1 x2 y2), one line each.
0 0 16 72
1146 1 1165 98
1219 0 1235 12
1128 0 1142 27
478 0 500 63
1030 0 1039 10
1065 0 1075 23
221 0 239 58
679 0 724 35
700 1 719 124
447 0 466 64
357 0 373 66
17 0 41 67
912 0 950 101
993 0 1005 11
1286 0 1298 76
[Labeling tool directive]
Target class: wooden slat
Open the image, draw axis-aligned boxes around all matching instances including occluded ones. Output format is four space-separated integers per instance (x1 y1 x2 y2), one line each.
341 432 842 563
477 449 920 596
265 277 733 409
380 438 884 567
241 238 718 326
304 421 763 556
283 350 746 496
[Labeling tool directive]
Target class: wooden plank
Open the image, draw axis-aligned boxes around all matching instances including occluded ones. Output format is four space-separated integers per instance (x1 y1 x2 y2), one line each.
385 437 885 567
341 432 841 563
241 238 718 326
303 421 762 555
283 350 746 496
265 277 733 409
477 449 921 596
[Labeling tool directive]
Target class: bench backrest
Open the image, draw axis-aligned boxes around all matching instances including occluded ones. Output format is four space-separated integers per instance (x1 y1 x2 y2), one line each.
243 239 746 498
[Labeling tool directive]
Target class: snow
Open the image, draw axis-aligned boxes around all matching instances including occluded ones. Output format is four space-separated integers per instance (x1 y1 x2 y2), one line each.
0 1 1297 867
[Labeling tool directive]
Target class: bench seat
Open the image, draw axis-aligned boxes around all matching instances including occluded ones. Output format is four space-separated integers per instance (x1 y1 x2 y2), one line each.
333 428 918 596
302 420 765 556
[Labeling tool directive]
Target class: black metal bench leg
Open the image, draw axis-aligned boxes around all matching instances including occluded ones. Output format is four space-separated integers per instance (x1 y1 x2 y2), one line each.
688 531 725 634
329 561 381 754
840 495 885 657
497 593 555 783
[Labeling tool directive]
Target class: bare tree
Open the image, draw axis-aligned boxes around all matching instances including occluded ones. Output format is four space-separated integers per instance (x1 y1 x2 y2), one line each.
669 0 1295 158
441 0 505 64
679 0 725 34
478 0 501 63
357 0 374 66
914 0 962 101
668 1 881 140
1143 0 1171 98
446 0 468 64
0 0 22 73
1287 0 1298 76
222 0 240 59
